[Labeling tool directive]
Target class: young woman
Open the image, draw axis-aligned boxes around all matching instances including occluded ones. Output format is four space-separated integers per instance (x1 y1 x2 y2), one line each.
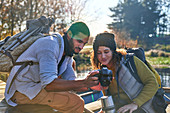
91 32 159 113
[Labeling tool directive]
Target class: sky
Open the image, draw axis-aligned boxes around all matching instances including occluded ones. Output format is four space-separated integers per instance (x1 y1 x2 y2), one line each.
84 0 170 37
83 0 119 37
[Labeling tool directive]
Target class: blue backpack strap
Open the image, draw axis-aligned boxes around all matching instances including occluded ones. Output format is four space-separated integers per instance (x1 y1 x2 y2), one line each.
125 53 143 84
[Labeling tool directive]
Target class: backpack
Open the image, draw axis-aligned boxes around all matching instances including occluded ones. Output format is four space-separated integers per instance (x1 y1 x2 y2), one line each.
125 47 168 113
0 16 55 74
125 47 161 88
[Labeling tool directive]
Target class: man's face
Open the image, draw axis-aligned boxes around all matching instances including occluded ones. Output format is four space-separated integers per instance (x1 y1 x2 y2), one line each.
69 36 89 54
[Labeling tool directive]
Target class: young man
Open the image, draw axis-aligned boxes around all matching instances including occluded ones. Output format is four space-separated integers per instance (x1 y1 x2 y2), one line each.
5 22 99 113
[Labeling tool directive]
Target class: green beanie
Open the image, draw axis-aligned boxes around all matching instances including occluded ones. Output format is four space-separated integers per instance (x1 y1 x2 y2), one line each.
67 22 90 40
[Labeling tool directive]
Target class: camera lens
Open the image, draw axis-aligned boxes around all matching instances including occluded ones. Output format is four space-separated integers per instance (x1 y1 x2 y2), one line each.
99 67 113 86
100 76 112 86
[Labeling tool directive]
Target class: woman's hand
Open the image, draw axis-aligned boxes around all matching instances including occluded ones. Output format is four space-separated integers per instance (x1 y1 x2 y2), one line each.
90 82 108 91
117 103 138 113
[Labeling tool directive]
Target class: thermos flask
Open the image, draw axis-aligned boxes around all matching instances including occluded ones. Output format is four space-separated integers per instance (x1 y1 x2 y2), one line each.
100 96 115 113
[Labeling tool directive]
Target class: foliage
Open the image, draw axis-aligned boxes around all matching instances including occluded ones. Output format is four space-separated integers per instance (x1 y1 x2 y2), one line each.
153 44 170 52
108 0 168 40
111 29 138 48
146 56 170 66
0 73 8 82
74 53 92 73
145 49 170 57
0 0 90 39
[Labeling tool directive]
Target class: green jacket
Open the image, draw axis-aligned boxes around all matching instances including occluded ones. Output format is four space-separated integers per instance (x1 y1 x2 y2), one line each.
109 56 159 107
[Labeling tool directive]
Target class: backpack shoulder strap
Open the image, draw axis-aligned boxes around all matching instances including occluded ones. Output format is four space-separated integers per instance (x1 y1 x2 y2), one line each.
115 55 142 99
52 34 64 70
52 34 62 50
125 53 143 84
7 61 36 94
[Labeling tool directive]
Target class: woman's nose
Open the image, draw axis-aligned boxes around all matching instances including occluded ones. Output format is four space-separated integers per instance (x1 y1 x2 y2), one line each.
101 53 106 58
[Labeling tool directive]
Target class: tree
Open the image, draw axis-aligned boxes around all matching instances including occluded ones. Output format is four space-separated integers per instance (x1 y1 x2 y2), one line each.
141 0 164 38
156 0 170 37
65 0 89 22
0 0 90 39
0 0 11 39
108 0 166 40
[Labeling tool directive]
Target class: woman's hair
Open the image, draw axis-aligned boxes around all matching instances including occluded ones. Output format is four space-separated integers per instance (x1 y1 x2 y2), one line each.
91 32 126 69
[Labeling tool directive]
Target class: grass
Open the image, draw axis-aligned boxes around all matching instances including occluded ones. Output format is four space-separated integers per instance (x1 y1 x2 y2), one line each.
146 56 170 67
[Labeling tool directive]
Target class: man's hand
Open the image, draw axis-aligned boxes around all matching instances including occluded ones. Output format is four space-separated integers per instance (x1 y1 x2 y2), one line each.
117 103 138 113
45 70 100 92
84 70 99 88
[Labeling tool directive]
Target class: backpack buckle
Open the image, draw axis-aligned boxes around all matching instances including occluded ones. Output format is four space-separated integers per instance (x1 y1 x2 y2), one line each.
28 61 33 65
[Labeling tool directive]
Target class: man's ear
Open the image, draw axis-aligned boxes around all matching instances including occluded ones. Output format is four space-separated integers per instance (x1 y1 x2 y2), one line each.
67 30 72 40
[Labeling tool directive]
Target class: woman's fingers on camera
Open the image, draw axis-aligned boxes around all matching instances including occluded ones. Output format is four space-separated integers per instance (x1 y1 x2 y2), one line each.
102 86 109 90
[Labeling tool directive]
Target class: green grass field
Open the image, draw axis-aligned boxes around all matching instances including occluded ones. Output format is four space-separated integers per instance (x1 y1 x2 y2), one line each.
146 56 170 68
146 57 170 65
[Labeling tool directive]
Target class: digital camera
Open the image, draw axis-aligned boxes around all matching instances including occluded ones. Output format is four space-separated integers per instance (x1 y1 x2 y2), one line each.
94 67 113 87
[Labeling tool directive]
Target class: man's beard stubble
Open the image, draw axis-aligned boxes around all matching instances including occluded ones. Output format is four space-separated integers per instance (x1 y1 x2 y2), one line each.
69 38 81 54
69 38 77 54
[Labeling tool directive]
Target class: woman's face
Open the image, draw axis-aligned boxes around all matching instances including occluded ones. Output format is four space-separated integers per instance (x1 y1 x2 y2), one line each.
97 46 113 67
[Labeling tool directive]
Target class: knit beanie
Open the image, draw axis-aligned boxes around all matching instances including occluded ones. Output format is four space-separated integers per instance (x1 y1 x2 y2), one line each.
67 22 90 40
93 33 116 53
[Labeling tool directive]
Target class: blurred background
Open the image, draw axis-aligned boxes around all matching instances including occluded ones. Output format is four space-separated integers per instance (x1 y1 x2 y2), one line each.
0 0 169 87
